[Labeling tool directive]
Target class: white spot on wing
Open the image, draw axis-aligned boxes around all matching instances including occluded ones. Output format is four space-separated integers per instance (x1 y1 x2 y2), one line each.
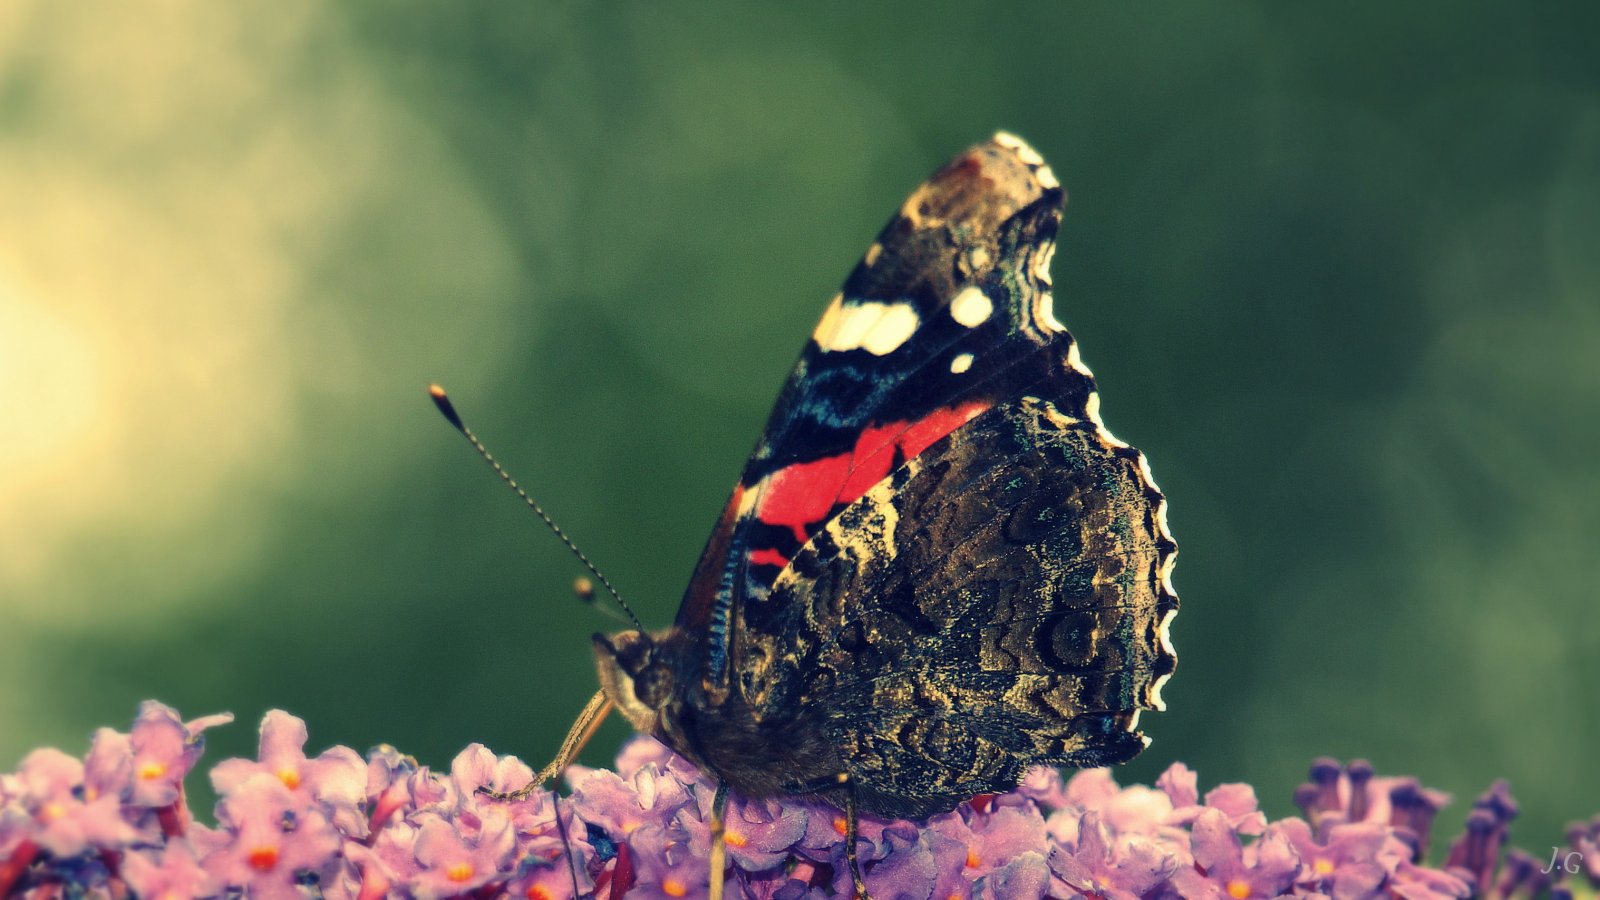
862 303 920 355
992 131 1044 166
1036 164 1060 190
816 297 921 356
949 352 974 374
812 294 845 347
949 286 993 328
864 243 882 267
828 302 887 352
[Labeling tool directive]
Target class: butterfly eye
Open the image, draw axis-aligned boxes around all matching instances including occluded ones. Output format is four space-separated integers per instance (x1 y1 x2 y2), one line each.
632 663 676 709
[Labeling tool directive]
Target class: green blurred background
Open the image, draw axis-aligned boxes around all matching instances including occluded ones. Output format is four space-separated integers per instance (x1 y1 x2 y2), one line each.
2 0 1596 856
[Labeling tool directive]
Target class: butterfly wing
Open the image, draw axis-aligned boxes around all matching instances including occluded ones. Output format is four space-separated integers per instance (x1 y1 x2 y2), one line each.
670 134 1177 816
734 396 1177 817
677 134 1095 691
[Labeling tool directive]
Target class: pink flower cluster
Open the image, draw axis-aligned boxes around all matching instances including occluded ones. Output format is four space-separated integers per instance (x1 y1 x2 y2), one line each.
0 702 1594 899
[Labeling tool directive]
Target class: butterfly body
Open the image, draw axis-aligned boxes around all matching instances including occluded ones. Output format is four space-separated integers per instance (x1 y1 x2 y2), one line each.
591 133 1177 822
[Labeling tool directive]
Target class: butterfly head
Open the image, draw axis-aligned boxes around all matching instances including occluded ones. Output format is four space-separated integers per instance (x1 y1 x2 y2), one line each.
592 629 684 733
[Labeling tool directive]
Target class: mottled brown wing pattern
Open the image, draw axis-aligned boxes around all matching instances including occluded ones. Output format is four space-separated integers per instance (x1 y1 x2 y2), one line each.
733 396 1176 818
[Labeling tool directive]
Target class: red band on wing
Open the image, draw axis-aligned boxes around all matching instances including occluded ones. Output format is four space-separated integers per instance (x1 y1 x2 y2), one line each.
753 401 989 544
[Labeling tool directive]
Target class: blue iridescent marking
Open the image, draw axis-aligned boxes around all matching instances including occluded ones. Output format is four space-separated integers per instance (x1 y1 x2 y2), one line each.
706 552 738 677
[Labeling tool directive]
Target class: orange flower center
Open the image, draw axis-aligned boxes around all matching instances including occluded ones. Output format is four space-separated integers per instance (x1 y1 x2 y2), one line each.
525 887 554 900
277 768 301 789
1314 857 1335 875
1226 879 1252 899
832 817 849 837
446 863 475 883
723 830 749 848
137 762 167 780
965 848 981 869
662 877 688 897
40 802 66 821
248 846 280 872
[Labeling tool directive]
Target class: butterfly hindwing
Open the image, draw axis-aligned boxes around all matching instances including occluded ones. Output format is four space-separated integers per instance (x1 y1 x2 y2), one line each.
732 396 1177 817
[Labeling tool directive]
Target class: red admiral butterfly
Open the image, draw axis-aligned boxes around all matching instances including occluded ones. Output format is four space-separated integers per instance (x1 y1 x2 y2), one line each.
475 133 1178 898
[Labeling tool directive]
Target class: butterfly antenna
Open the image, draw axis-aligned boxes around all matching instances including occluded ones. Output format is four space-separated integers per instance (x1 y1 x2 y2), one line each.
572 576 630 625
429 384 645 633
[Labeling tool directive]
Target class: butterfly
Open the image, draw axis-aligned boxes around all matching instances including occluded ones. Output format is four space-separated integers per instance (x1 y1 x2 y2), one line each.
473 132 1178 898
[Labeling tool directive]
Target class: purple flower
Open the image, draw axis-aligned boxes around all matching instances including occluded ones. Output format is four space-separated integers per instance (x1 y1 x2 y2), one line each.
1159 764 1267 837
203 772 343 899
121 840 216 899
798 806 919 894
128 701 233 809
1443 779 1517 894
369 815 426 885
1274 817 1392 897
625 819 709 900
446 741 564 857
571 751 697 840
1169 807 1299 899
1563 815 1600 885
508 847 596 900
1059 767 1182 841
2 702 1596 900
450 742 536 803
364 743 417 833
1295 757 1451 858
613 733 708 788
9 747 140 856
860 826 937 900
926 802 1049 894
1388 859 1472 899
740 873 829 900
211 710 368 839
979 851 1050 900
1048 809 1178 900
409 810 517 898
720 794 808 872
341 840 398 900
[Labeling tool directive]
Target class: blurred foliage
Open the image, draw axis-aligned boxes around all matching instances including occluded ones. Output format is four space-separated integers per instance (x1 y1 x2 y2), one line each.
1 0 1596 853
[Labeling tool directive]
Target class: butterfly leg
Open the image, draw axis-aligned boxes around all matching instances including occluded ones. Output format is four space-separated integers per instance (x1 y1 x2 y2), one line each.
478 690 612 801
843 778 870 900
708 780 730 900
780 773 872 898
473 691 611 897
